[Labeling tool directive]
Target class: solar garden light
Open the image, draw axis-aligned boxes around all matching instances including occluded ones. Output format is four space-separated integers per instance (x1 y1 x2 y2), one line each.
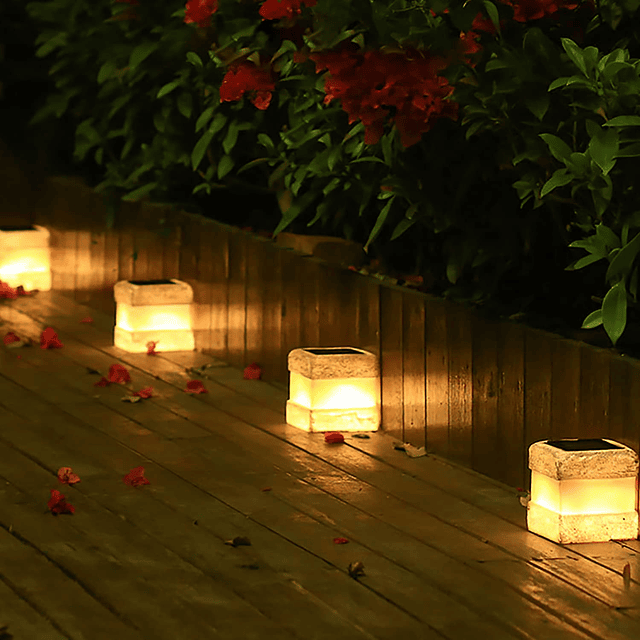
286 347 380 432
527 438 639 544
113 279 195 353
0 225 51 291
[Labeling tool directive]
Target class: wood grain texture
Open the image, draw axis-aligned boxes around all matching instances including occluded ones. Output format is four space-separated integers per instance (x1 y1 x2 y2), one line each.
317 264 358 349
523 328 552 450
279 248 303 376
471 312 499 479
425 298 449 456
226 230 247 368
578 344 610 438
245 233 268 369
550 338 581 439
300 256 321 348
380 286 404 441
402 292 426 449
260 241 284 382
202 224 229 360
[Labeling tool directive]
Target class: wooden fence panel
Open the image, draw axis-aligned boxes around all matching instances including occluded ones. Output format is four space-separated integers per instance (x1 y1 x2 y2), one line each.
49 229 78 292
279 249 303 379
425 298 449 456
497 322 525 488
318 264 358 349
74 230 94 304
226 230 247 369
202 225 229 360
260 242 284 383
300 257 321 348
245 234 268 369
471 312 499 479
402 292 426 449
578 345 610 438
380 287 404 442
354 275 380 356
626 362 640 456
161 225 181 280
550 338 581 439
523 328 552 453
103 229 120 291
609 356 631 448
447 303 473 469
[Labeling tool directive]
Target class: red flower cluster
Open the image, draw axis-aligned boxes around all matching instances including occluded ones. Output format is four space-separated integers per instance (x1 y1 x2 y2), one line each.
504 0 579 22
184 0 218 28
259 0 317 21
220 60 277 110
310 44 458 148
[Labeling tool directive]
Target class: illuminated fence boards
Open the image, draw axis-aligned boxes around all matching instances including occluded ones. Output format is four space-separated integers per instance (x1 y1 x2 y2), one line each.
0 224 52 291
114 279 195 353
527 439 639 544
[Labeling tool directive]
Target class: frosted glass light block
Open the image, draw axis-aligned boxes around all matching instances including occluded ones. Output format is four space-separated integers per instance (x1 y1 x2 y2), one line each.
0 225 51 291
527 438 639 544
286 347 380 432
113 279 194 353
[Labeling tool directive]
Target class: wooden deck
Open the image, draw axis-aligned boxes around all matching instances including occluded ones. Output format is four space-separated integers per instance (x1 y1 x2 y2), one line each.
0 291 639 640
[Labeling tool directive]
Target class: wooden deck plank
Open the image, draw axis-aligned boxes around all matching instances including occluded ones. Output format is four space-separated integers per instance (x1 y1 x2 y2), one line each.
1 292 640 636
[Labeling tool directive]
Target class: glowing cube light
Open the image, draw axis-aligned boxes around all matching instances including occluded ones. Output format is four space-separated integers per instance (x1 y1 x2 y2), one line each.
286 347 380 432
527 438 638 544
114 279 194 353
0 225 51 291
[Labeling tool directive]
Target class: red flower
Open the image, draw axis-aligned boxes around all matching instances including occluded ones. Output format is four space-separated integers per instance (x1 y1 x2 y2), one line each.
3 332 21 345
79 316 93 323
123 466 150 487
94 377 110 387
146 341 157 355
259 0 316 21
0 282 18 299
220 59 277 110
243 362 262 380
133 386 154 399
48 489 75 515
185 380 208 394
324 432 345 444
108 364 130 384
184 0 218 28
57 467 81 485
503 0 579 22
40 327 63 349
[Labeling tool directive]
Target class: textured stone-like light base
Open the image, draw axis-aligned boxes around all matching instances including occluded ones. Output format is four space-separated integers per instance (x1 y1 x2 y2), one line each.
527 502 639 544
0 225 51 291
286 401 379 433
114 327 195 353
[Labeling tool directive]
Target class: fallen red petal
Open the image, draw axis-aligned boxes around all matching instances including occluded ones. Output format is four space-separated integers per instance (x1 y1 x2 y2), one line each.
261 487 272 492
333 537 349 544
40 327 64 349
123 465 150 486
108 363 130 383
133 386 153 398
324 432 345 444
243 362 262 380
16 285 29 296
79 316 93 323
47 489 75 515
0 282 18 299
185 380 208 394
57 467 81 485
3 332 21 345
94 376 110 387
146 341 157 355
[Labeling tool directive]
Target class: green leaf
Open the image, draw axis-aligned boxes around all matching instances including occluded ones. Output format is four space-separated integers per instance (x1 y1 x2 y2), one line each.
209 112 228 135
192 129 214 170
595 223 620 250
381 133 392 166
602 281 627 345
257 133 275 152
539 133 572 162
223 121 240 155
195 106 215 132
569 253 604 270
186 52 203 67
581 309 603 329
604 115 640 127
561 38 588 77
272 189 317 237
217 154 234 180
548 76 594 91
237 157 271 175
525 95 549 121
606 229 640 284
615 142 640 158
364 196 395 252
483 1 501 34
589 127 618 175
540 168 573 197
390 216 416 241
327 146 341 171
485 58 511 72
35 32 67 58
177 92 193 119
97 60 117 84
129 42 158 71
157 80 181 99
122 182 158 201
351 157 386 164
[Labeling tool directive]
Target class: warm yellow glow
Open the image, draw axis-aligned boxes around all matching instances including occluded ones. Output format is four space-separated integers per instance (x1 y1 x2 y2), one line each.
531 471 636 515
289 372 377 410
0 250 51 290
116 303 192 332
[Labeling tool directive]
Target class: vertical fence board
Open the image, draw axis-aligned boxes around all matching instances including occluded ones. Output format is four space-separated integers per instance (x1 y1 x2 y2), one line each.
318 264 358 348
74 231 93 302
425 298 449 456
260 243 283 383
245 235 267 369
380 287 404 441
118 228 135 282
609 356 632 449
103 229 120 290
550 338 581 439
280 249 303 379
447 304 473 468
524 328 552 455
226 231 246 368
497 322 525 488
203 226 229 360
51 229 78 292
402 292 426 449
355 276 380 356
179 217 203 350
471 313 499 479
579 345 610 438
626 363 640 456
300 257 321 348
161 225 181 280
